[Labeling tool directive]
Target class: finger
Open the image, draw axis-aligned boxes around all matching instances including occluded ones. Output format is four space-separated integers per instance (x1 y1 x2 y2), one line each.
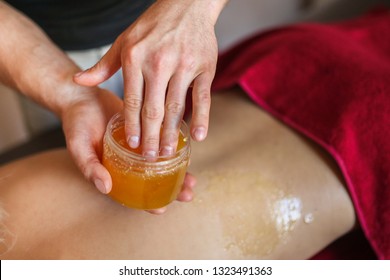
177 173 196 201
67 136 112 194
160 73 192 156
122 64 144 149
191 72 213 142
184 172 197 189
147 207 167 215
88 161 112 194
73 40 122 87
141 72 170 159
176 188 193 202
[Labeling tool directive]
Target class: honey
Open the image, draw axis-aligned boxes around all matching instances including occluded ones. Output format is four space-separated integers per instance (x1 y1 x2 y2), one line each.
102 112 191 210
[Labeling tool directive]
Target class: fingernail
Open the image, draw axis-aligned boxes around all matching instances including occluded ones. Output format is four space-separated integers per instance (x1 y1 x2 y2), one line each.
128 135 140 148
94 179 108 194
148 207 167 215
194 127 206 141
143 150 157 158
161 146 174 156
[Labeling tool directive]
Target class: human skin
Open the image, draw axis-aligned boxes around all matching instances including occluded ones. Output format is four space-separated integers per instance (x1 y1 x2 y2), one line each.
74 0 229 159
0 89 356 259
0 1 194 198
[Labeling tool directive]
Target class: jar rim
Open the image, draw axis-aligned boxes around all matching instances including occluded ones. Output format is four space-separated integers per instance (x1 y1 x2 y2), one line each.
104 112 190 166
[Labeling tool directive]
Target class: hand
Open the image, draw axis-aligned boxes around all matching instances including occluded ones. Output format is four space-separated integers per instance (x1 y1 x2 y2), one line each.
0 0 199 213
61 87 122 194
74 0 227 159
61 86 195 212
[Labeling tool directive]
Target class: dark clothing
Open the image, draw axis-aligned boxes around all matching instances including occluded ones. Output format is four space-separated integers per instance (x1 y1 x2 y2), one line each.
5 0 154 50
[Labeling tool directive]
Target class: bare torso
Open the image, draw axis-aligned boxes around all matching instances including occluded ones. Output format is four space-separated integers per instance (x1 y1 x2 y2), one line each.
0 89 356 259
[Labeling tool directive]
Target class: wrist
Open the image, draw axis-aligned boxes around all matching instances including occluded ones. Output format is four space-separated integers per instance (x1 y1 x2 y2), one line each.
16 57 85 118
208 0 229 25
156 0 229 25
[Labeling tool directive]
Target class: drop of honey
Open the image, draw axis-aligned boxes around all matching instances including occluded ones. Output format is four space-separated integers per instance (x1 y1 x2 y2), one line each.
304 213 314 224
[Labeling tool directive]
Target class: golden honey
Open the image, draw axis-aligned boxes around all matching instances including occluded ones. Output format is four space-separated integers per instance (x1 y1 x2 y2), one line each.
102 112 191 210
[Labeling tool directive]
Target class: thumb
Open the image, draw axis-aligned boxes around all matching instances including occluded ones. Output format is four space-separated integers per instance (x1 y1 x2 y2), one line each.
73 41 122 86
67 134 112 194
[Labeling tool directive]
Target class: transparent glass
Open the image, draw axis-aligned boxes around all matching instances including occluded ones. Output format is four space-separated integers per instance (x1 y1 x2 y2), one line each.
102 112 191 210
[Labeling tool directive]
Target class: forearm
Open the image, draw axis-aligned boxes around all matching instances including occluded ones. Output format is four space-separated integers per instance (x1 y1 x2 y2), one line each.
0 1 83 117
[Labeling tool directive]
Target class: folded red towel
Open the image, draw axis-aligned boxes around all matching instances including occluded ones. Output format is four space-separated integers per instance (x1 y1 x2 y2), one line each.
212 9 390 260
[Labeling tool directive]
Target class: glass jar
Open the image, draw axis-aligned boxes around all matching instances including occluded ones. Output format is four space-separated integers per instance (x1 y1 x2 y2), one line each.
102 112 191 210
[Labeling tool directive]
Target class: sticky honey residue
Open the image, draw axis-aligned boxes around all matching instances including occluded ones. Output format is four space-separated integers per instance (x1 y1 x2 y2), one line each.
0 203 16 256
193 169 317 258
273 197 302 234
304 213 314 224
195 170 286 258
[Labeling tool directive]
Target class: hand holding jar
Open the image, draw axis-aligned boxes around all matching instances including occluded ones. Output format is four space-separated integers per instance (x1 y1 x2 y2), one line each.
74 0 228 159
102 112 191 210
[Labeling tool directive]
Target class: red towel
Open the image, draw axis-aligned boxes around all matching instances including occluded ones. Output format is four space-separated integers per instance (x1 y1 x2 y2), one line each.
212 9 390 259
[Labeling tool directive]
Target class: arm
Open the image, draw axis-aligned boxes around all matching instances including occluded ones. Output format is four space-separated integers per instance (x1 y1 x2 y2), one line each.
0 1 81 115
0 1 118 193
74 0 229 158
0 2 197 205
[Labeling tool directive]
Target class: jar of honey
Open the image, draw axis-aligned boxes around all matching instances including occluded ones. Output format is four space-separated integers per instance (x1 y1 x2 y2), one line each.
102 112 191 210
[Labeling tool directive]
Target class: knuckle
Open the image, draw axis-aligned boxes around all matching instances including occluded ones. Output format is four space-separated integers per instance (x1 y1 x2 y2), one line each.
124 122 140 134
195 89 211 104
164 131 179 146
144 135 160 146
149 52 165 73
124 94 143 111
179 55 196 72
65 137 97 180
165 101 184 115
80 155 99 180
193 100 211 121
65 136 77 153
128 44 141 61
122 44 142 65
195 112 209 122
66 136 82 157
142 105 164 121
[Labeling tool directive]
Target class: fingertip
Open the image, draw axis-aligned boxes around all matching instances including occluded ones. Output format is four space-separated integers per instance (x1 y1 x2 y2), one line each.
127 135 140 149
93 178 109 194
90 164 112 194
160 145 174 156
148 207 167 215
192 126 207 142
177 189 193 202
73 68 98 86
184 173 197 188
143 150 158 162
73 63 114 87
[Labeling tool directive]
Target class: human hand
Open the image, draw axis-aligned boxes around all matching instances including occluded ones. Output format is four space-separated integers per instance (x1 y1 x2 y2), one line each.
61 87 121 194
74 0 227 159
61 87 196 212
0 0 199 213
